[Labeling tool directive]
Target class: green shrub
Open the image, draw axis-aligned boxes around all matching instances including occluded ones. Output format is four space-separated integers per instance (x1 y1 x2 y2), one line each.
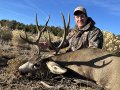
0 29 12 42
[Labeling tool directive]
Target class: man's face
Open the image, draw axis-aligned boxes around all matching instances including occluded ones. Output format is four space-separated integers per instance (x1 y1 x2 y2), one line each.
74 12 87 29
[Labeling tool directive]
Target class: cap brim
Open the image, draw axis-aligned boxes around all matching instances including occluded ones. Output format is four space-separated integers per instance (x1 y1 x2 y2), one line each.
74 10 85 15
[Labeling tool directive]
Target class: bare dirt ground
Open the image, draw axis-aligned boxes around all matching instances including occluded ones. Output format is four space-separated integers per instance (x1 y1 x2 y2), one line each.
0 43 103 90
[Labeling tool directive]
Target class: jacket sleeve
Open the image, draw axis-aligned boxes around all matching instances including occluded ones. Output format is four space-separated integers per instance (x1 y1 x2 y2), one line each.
88 28 103 49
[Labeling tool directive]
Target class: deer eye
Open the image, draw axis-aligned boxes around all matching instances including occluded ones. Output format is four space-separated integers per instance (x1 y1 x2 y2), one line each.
53 66 58 70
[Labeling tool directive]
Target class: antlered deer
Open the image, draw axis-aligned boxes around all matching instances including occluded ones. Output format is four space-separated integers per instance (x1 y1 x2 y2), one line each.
19 13 120 90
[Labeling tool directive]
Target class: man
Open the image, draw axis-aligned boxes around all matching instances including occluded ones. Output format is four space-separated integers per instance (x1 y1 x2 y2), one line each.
67 6 103 51
41 6 103 52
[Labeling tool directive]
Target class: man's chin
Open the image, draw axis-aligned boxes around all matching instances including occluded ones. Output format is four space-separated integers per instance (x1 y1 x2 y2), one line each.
78 25 84 28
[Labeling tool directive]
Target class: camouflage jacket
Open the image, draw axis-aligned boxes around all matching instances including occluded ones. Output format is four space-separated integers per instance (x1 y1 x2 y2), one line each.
51 17 103 52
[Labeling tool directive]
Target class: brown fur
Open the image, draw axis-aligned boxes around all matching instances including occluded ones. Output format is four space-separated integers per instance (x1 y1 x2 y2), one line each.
41 48 120 90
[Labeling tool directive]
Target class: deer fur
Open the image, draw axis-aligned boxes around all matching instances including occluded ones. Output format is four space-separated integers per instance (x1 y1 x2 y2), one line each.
19 48 120 90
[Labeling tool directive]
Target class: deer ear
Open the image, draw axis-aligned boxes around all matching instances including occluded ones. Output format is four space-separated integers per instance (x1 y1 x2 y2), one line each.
46 61 67 74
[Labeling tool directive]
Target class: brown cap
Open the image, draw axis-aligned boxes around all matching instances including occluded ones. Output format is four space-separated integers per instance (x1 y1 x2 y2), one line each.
74 6 87 16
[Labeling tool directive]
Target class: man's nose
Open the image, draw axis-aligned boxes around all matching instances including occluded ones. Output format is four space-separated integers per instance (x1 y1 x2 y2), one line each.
78 16 82 20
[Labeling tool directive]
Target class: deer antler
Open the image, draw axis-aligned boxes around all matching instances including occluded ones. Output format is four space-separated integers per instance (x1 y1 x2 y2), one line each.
20 14 50 55
48 13 70 54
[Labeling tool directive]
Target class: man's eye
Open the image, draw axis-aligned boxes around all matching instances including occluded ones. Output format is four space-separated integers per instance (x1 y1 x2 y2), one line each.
80 14 85 17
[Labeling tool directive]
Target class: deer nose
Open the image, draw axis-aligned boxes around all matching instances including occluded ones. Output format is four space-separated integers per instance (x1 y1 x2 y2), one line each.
18 62 34 73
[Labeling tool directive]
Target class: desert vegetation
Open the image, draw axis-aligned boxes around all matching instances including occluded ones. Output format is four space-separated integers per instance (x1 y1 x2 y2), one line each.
102 31 120 56
0 19 120 90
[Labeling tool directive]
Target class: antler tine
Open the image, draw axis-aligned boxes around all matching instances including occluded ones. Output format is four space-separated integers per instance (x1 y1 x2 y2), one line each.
19 14 40 45
47 29 58 52
58 13 70 49
20 14 50 45
20 30 36 44
48 13 70 54
66 13 70 32
20 14 50 55
36 15 50 55
35 14 50 43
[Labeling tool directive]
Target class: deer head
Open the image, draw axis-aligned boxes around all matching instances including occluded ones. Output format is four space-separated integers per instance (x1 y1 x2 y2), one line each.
19 13 70 74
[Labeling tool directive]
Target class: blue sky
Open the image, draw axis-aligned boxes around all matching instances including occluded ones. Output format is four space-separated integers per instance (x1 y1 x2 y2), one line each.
0 0 120 35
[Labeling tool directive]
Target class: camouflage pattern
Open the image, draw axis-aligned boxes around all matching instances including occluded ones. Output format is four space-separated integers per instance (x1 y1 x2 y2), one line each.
51 17 103 52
